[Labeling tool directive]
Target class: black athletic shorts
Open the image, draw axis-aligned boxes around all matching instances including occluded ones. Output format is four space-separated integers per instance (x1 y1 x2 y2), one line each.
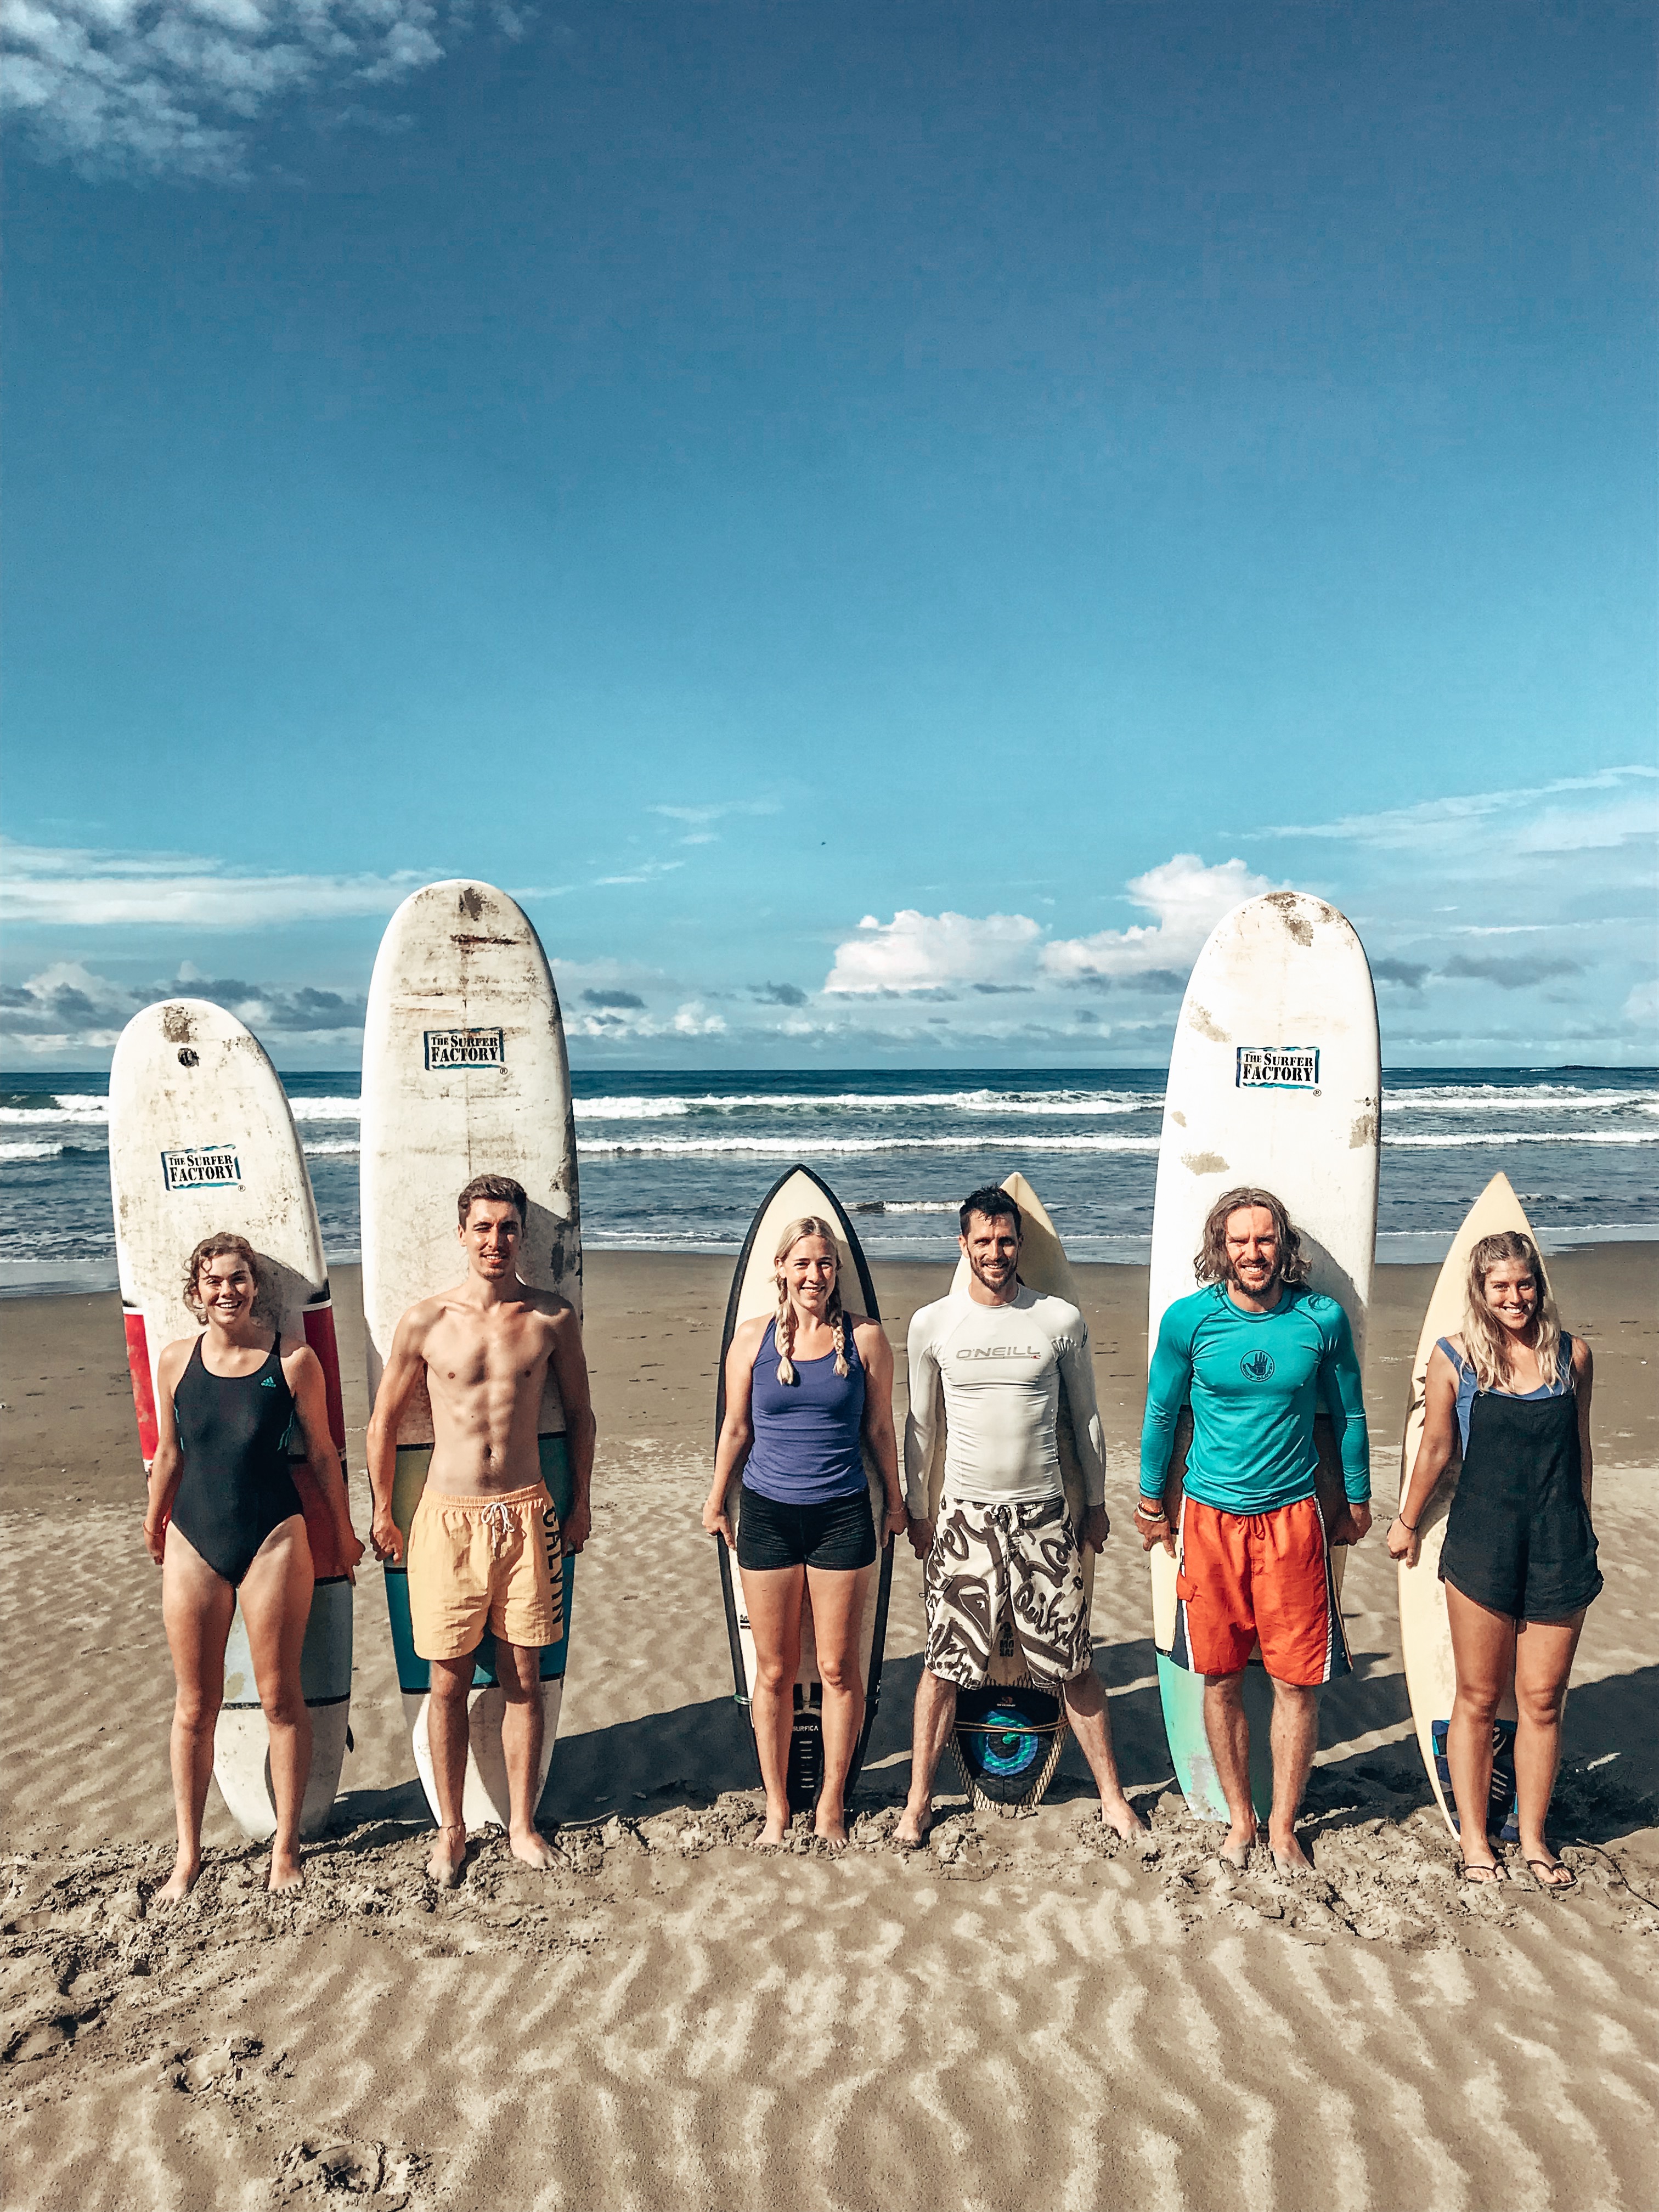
736 1485 878 1573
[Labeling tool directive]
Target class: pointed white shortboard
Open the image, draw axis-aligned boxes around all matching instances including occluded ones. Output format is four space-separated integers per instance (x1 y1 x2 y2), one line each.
716 1166 894 1812
109 1001 354 1842
1148 893 1379 1820
360 881 581 1831
1397 1172 1531 1839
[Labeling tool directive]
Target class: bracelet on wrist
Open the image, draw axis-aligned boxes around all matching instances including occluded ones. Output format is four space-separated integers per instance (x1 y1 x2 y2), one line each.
1395 1514 1417 1534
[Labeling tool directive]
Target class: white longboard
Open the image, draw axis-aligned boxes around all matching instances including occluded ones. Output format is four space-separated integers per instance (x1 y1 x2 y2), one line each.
928 1174 1094 1814
1148 893 1379 1821
716 1167 894 1813
109 1001 354 1842
360 881 580 1831
1398 1173 1531 1839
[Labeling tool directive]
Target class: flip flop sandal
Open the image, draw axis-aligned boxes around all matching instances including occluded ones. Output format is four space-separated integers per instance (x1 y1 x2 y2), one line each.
1526 1857 1576 1891
1460 1859 1505 1884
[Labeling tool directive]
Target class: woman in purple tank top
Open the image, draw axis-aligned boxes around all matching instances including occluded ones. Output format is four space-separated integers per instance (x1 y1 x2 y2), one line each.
704 1217 906 1847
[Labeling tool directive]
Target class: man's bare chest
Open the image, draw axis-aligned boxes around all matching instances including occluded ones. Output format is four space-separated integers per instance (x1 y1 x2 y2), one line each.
425 1315 550 1391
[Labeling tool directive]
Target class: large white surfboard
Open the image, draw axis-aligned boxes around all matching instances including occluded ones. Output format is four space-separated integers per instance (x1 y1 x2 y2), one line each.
925 1174 1093 1815
109 1001 354 1842
1398 1172 1531 1839
1148 893 1379 1821
360 881 580 1831
716 1166 894 1813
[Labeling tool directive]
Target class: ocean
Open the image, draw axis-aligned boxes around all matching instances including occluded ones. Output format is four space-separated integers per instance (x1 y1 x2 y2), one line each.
2 1066 1655 1297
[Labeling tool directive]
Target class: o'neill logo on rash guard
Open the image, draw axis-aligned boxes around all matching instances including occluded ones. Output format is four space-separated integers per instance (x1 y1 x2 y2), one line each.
956 1347 1042 1360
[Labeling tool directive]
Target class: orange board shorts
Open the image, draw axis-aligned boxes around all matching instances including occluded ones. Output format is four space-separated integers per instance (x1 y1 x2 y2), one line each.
1168 1493 1350 1686
407 1482 561 1662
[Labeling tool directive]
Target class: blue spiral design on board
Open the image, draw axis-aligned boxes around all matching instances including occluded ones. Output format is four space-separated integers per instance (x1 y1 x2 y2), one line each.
975 1705 1041 1777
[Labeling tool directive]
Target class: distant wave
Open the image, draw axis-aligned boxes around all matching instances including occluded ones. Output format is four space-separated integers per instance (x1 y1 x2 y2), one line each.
1384 1130 1657 1148
579 1133 1165 1158
0 1141 64 1161
573 1090 1160 1120
300 1139 361 1156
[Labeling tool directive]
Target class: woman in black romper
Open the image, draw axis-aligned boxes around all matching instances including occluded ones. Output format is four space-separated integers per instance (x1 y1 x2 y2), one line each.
1390 1230 1599 1888
144 1233 362 1900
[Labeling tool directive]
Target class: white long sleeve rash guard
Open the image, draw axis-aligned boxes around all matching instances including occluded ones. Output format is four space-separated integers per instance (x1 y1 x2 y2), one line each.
902 1283 1107 1515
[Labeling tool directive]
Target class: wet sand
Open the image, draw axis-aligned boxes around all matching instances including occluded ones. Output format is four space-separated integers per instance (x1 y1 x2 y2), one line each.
2 1246 1656 2210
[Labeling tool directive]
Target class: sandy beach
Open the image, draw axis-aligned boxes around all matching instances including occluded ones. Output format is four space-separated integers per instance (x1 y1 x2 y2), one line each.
2 1245 1655 2211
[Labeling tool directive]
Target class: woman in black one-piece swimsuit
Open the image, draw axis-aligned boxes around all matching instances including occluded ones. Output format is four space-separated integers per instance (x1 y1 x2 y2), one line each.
1390 1229 1598 1891
144 1232 362 1900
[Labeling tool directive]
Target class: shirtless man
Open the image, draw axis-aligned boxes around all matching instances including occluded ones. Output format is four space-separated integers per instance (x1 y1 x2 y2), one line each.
367 1174 595 1884
895 1185 1144 1847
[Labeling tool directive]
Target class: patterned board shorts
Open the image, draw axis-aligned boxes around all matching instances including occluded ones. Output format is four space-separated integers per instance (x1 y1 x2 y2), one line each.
923 1496 1092 1689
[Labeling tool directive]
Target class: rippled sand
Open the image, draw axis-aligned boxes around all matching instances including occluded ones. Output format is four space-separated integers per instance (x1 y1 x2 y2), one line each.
3 1250 1656 2210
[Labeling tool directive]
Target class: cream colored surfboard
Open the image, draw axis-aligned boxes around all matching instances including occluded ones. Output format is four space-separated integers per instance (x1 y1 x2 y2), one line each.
925 1173 1094 1813
109 1000 354 1843
1148 893 1379 1820
1398 1173 1532 1836
360 881 580 1832
716 1166 894 1812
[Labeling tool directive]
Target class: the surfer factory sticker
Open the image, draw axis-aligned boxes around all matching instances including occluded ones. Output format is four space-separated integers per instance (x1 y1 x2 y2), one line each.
424 1027 506 1071
162 1143 243 1191
1235 1047 1320 1090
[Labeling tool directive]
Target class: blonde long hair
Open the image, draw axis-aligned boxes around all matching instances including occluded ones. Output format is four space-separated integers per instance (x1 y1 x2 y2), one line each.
772 1216 850 1385
1463 1230 1563 1392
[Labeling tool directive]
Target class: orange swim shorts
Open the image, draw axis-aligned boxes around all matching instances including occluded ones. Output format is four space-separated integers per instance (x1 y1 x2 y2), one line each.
1167 1494 1350 1686
407 1482 561 1661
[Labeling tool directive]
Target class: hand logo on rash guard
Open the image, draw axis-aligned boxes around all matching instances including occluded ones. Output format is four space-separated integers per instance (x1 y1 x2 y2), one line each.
1240 1350 1277 1382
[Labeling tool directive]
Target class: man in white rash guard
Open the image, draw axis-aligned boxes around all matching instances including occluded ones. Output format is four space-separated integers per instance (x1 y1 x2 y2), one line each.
893 1185 1145 1846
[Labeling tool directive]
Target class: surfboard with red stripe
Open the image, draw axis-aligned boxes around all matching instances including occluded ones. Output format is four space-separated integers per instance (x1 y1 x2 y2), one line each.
109 1000 354 1842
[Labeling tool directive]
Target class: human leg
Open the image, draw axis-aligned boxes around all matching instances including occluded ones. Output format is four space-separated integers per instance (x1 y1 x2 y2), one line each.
738 1563 806 1844
1201 1672 1256 1865
1444 1581 1519 1875
237 1514 315 1891
804 1561 872 1847
425 1656 476 1882
1060 1667 1145 1838
159 1526 236 1901
493 1639 558 1869
1512 1609 1586 1884
896 1669 958 1845
1265 1679 1319 1869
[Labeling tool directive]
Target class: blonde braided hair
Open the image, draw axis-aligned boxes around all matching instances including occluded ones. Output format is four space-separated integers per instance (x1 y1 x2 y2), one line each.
772 1217 850 1385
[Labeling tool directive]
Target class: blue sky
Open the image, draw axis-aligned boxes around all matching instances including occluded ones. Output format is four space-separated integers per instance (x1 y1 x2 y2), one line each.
3 3 1654 1069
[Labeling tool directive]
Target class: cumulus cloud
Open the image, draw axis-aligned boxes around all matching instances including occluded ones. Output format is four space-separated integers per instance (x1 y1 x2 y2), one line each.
1 842 425 928
1 0 531 179
823 910 1044 997
0 959 366 1053
1038 855 1273 984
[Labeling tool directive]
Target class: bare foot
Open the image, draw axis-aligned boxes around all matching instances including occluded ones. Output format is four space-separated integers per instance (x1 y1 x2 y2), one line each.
751 1804 791 1848
1269 1830 1313 1875
267 1846 304 1894
509 1826 562 1872
155 1852 202 1905
426 1822 467 1887
1098 1795 1148 1843
1220 1822 1256 1873
814 1805 849 1853
893 1803 931 1850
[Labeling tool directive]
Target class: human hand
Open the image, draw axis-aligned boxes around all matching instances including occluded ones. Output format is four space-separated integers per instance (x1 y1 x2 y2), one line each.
884 1498 910 1547
1135 1500 1175 1556
143 1514 166 1567
1080 1506 1110 1554
336 1524 365 1583
701 1494 735 1547
907 1516 935 1561
1329 1500 1374 1547
560 1496 592 1555
1385 1514 1421 1567
370 1508 404 1565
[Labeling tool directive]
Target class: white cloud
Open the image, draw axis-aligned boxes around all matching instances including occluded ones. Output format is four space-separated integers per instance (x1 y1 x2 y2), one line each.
672 1000 726 1036
1623 977 1658 1032
823 910 1043 996
648 800 781 848
1 0 529 179
1257 765 1657 854
0 842 425 927
594 859 685 887
0 958 367 1055
1039 855 1273 983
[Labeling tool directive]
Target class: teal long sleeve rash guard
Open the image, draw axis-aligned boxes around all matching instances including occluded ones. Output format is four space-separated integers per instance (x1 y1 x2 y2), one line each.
1139 1283 1371 1515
